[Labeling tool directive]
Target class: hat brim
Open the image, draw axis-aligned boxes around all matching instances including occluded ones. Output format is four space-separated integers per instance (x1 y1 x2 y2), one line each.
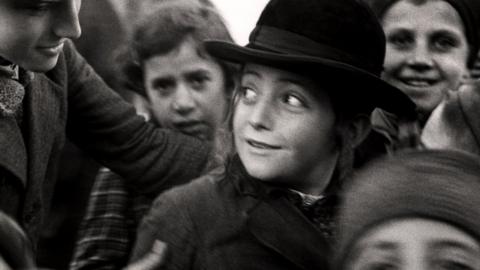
205 40 415 116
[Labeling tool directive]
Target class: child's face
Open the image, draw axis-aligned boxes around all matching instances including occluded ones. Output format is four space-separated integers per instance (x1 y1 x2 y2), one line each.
143 39 228 141
0 0 81 72
233 63 338 194
345 218 480 270
381 0 468 118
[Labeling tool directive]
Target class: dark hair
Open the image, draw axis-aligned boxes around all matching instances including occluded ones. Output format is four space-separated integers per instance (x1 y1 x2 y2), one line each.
117 0 236 97
209 64 371 191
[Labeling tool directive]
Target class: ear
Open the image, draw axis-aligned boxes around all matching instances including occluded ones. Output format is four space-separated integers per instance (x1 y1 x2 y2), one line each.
347 114 371 148
131 93 152 121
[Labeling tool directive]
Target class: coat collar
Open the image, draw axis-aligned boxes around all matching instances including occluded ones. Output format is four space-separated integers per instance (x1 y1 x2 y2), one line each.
247 190 331 269
228 155 331 269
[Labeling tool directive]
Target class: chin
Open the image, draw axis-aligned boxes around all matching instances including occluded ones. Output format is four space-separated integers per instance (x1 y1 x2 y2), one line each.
243 161 278 181
22 55 60 72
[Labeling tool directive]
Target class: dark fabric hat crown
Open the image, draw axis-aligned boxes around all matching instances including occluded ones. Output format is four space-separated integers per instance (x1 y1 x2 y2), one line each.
205 0 416 116
366 0 480 68
334 149 480 269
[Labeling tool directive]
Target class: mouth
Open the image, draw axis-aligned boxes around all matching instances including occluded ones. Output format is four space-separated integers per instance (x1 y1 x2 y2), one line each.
398 77 438 88
174 121 208 136
246 139 281 150
37 42 64 55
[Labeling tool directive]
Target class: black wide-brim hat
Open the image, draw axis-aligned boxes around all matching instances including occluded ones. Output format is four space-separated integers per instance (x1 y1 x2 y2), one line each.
205 0 416 116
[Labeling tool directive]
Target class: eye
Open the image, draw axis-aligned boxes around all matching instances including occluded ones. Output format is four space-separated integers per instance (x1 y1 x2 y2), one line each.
282 93 306 108
434 261 474 270
359 262 398 270
20 1 58 15
239 87 258 105
189 74 210 91
151 79 175 97
387 31 414 50
431 35 459 53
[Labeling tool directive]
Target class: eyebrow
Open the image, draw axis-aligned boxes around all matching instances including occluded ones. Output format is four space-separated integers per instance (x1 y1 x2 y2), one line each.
385 26 411 33
430 29 463 38
242 69 262 79
429 240 480 256
348 241 399 261
184 68 210 78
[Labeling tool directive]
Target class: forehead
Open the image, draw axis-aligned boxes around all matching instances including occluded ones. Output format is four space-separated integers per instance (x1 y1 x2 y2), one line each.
382 0 465 34
353 218 480 253
241 63 333 102
144 39 216 70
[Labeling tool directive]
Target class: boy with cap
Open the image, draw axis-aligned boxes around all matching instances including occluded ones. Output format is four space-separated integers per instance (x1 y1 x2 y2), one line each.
335 149 480 269
128 0 414 269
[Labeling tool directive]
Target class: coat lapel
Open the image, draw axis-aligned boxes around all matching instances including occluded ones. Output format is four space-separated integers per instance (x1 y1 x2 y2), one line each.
247 195 330 269
0 115 27 185
24 71 64 189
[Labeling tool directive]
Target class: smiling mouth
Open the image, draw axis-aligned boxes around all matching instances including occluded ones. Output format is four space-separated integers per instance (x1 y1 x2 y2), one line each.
37 43 64 55
400 77 438 87
247 139 281 150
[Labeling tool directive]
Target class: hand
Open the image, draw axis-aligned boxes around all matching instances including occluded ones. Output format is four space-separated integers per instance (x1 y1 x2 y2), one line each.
123 240 167 270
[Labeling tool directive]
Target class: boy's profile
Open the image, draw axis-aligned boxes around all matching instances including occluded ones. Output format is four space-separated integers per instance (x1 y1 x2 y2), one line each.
0 0 210 247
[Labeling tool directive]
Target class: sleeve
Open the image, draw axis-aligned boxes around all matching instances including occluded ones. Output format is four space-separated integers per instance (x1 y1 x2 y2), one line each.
62 41 210 194
70 169 133 270
129 191 198 270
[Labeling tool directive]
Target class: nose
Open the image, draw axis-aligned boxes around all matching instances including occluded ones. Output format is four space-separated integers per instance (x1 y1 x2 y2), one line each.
248 99 274 131
172 84 196 115
53 0 82 40
406 41 433 71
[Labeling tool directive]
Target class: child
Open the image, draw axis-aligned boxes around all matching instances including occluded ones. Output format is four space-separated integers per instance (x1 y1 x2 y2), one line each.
70 2 235 269
334 149 480 269
365 0 480 150
0 0 210 246
128 0 414 269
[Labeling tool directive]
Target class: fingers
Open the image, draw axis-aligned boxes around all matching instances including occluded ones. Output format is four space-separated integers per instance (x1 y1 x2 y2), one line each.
123 240 167 270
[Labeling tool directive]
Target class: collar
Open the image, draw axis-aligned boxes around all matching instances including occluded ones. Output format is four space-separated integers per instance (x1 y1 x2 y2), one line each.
228 155 337 201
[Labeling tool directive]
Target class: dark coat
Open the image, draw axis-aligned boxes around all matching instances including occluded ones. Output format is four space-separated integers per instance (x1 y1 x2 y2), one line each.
130 157 331 270
0 41 209 245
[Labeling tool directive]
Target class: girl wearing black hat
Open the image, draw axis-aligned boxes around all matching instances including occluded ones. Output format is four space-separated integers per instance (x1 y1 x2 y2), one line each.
128 0 413 269
334 150 480 269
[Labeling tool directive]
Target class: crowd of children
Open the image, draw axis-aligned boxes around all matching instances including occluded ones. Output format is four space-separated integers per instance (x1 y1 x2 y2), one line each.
0 0 479 269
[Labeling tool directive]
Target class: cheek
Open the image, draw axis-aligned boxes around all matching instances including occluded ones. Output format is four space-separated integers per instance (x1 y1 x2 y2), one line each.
288 115 336 154
0 31 33 62
206 88 228 112
440 56 468 86
232 104 245 133
383 46 405 70
148 96 173 123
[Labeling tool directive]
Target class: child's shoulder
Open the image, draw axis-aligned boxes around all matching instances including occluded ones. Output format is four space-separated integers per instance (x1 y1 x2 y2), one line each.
154 168 233 208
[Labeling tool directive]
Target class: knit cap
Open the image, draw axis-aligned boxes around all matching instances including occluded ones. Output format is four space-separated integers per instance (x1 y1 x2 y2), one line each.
333 149 480 269
365 0 480 68
421 82 480 154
